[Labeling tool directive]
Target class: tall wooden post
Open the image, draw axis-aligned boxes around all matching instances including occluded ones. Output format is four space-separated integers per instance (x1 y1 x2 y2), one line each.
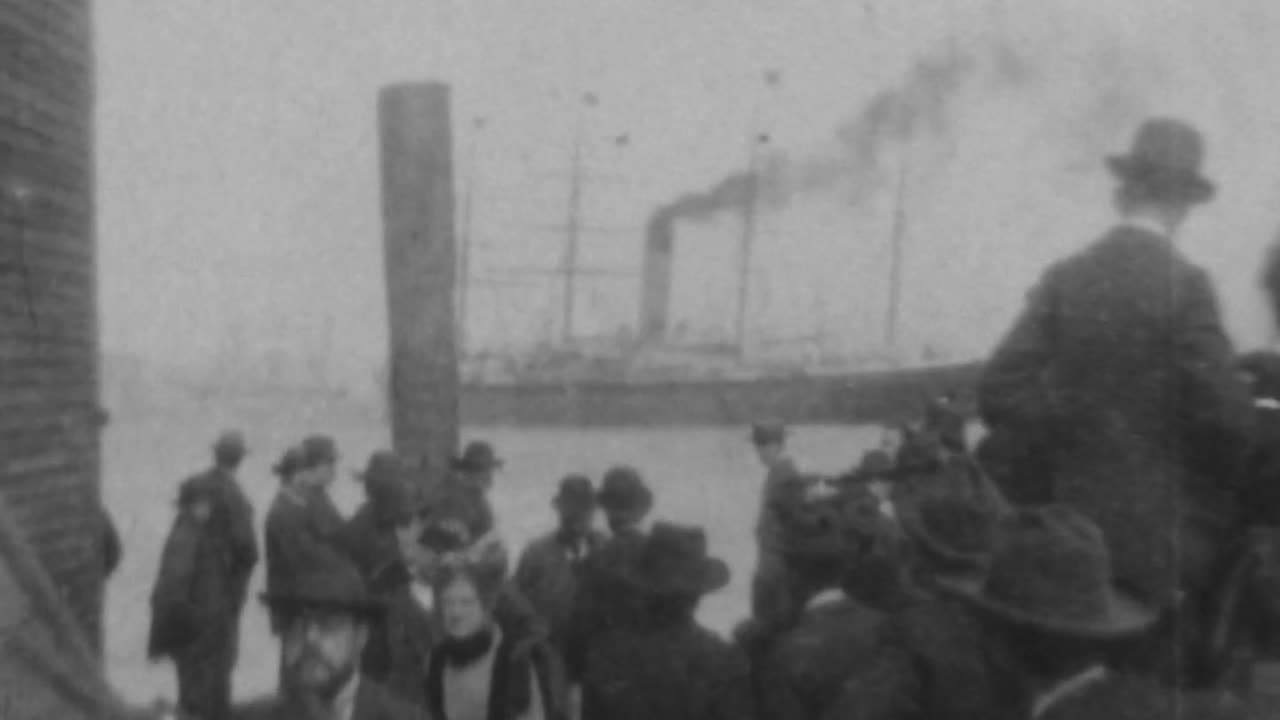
378 82 459 489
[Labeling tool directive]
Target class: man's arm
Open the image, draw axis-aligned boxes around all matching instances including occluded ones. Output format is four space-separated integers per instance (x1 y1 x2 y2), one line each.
978 267 1061 430
1177 267 1254 483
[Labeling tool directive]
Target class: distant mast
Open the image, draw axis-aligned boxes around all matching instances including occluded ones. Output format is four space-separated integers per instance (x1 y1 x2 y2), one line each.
885 148 909 351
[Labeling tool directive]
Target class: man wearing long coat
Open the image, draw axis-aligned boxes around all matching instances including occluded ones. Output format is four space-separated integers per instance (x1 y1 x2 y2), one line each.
978 119 1253 644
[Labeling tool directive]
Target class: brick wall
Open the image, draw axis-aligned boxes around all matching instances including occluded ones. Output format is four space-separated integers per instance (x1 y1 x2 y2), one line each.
0 0 101 651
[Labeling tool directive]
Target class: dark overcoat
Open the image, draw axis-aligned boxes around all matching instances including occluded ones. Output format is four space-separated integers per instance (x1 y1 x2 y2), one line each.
513 528 606 650
344 502 404 586
979 225 1253 601
181 467 259 608
820 593 998 720
232 679 429 720
758 594 884 720
582 621 757 720
563 526 647 680
263 489 351 632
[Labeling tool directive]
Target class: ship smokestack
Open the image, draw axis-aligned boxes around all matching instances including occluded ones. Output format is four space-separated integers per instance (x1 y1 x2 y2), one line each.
639 210 676 344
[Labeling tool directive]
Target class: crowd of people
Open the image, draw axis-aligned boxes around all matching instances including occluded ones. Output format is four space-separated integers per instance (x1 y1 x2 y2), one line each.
138 114 1280 720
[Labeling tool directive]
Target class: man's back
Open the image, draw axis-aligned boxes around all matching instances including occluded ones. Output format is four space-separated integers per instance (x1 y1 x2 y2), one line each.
982 225 1246 442
181 467 259 606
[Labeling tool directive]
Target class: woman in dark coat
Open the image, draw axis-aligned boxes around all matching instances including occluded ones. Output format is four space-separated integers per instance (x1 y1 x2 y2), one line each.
424 559 567 720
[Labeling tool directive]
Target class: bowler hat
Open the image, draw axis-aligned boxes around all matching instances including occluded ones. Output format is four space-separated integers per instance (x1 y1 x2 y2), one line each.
213 430 247 461
273 447 304 478
300 435 339 469
938 505 1156 637
597 466 653 516
260 561 383 619
750 421 788 446
624 522 730 597
553 474 597 514
452 441 503 472
1106 117 1214 205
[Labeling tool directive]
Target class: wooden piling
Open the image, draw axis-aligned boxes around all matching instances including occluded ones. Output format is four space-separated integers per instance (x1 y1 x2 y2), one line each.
378 82 459 488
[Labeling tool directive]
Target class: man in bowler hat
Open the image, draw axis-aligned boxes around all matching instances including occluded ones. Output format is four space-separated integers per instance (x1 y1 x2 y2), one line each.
234 560 426 719
564 466 655 680
434 440 503 542
514 474 606 655
978 118 1253 678
581 523 756 720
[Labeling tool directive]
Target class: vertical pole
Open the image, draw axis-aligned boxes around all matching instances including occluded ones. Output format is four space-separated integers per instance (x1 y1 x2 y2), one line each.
885 149 908 350
378 82 459 489
458 127 478 360
735 140 759 359
562 122 584 345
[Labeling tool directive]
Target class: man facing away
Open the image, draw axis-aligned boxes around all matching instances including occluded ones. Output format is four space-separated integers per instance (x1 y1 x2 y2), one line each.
234 560 427 720
978 118 1253 680
180 430 259 613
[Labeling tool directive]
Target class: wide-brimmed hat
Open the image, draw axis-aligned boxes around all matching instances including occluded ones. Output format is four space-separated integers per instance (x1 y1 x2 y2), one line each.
452 441 503 472
260 561 383 619
750 421 788 446
553 474 597 514
938 505 1157 637
300 435 339 469
897 462 1004 569
624 522 729 597
213 430 248 462
1106 117 1214 205
597 466 654 517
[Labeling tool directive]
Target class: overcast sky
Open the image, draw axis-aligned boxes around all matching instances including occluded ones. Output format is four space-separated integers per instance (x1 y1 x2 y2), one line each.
94 0 1280 383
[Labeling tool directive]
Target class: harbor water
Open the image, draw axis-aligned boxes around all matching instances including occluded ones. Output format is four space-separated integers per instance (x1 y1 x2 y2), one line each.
101 412 889 704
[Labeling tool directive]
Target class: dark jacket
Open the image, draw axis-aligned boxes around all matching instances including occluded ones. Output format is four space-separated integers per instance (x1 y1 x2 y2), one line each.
233 678 428 720
564 526 648 680
426 623 568 720
148 510 236 660
759 592 884 720
181 467 259 608
513 528 606 649
344 502 405 586
979 225 1253 600
429 478 496 541
101 505 122 578
583 621 757 720
1034 673 1252 720
263 488 351 631
755 458 804 552
821 592 997 720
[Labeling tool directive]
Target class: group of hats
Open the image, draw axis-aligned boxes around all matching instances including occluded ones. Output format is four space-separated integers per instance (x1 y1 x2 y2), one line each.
899 459 1155 638
271 435 340 478
552 465 655 517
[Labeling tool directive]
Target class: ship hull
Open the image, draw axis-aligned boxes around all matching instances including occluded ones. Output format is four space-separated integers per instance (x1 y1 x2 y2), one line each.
459 361 983 427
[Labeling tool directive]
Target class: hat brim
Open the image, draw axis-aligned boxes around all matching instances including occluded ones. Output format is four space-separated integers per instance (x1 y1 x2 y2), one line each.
1106 156 1215 204
936 575 1157 638
897 503 990 569
553 494 598 513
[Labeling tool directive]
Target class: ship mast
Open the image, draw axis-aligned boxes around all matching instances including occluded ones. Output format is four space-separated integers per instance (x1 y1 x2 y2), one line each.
735 137 760 360
885 144 909 350
457 116 486 359
561 111 586 345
